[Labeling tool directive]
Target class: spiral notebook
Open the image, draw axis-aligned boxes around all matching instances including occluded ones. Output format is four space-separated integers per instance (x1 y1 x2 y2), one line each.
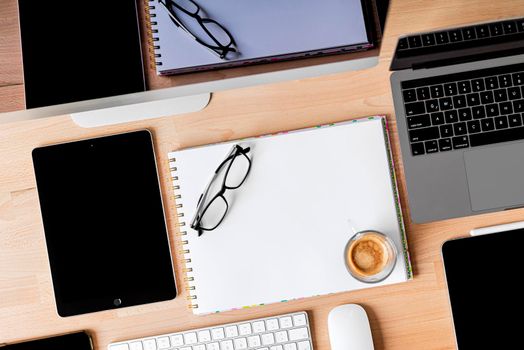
168 116 412 315
144 0 372 75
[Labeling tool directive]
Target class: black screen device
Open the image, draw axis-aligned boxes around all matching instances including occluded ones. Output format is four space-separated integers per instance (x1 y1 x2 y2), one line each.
32 130 176 317
3 331 92 350
442 230 524 349
18 0 146 109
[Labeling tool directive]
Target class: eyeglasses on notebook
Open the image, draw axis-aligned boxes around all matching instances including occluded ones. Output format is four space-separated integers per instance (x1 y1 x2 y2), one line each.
191 144 252 236
158 0 238 59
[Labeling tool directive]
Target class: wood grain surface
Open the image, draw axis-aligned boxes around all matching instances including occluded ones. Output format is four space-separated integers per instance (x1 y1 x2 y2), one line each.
1 0 524 349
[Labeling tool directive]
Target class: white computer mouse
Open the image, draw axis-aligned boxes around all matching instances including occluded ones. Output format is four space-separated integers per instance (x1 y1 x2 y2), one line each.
328 304 375 350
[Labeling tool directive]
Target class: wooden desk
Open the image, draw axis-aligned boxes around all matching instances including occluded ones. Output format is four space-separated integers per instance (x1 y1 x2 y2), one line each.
1 0 524 349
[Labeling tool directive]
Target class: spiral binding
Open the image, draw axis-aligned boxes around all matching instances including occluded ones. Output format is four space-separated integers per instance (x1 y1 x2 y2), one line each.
144 0 162 69
169 156 198 310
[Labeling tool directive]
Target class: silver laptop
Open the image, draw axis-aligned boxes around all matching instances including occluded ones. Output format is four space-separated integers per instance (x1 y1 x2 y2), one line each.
390 17 524 222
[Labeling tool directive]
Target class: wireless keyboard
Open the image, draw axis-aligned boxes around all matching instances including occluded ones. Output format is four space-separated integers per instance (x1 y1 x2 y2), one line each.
108 311 313 350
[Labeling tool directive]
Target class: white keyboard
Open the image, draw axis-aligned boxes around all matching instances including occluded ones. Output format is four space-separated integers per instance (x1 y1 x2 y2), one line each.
109 311 313 350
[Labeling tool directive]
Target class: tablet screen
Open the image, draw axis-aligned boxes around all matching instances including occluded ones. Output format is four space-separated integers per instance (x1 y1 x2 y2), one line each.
32 131 176 316
442 230 524 349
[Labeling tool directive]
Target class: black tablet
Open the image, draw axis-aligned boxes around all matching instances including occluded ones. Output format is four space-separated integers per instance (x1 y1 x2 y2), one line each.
32 130 176 317
442 229 524 349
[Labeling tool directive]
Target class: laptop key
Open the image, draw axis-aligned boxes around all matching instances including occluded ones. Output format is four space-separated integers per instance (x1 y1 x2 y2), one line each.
471 79 485 92
472 106 486 119
508 87 522 100
480 90 494 104
408 35 422 48
517 19 524 32
466 93 480 106
494 89 508 102
425 100 439 112
467 120 481 134
499 74 513 88
435 31 449 44
430 85 444 98
444 83 458 96
508 114 523 127
453 95 467 108
417 87 430 100
500 101 513 115
431 112 445 125
409 126 440 142
439 97 453 110
411 142 425 156
438 138 452 151
462 27 477 40
512 99 524 113
476 25 490 38
513 72 524 85
449 29 463 42
422 33 436 46
440 124 454 138
407 114 431 129
453 122 467 136
444 110 459 123
486 103 500 117
425 140 439 153
469 126 524 147
405 101 426 115
402 89 417 102
397 37 409 50
481 118 495 131
485 77 499 90
452 136 469 149
457 81 471 94
495 116 509 129
489 22 504 36
458 108 472 121
503 21 517 34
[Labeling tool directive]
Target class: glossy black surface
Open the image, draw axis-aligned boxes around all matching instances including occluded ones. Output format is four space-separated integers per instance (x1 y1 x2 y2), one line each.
32 131 176 317
4 332 92 350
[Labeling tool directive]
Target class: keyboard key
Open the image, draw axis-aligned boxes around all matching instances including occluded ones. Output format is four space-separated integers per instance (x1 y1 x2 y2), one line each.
194 345 206 350
444 110 458 123
486 103 500 117
288 328 309 342
472 105 486 119
220 340 234 350
467 120 481 133
270 346 284 350
470 126 524 147
212 328 225 340
207 343 220 350
508 87 522 100
275 331 288 343
430 85 444 98
513 72 524 85
480 90 494 104
471 79 485 92
500 101 513 115
431 112 445 125
157 338 170 349
408 35 422 48
297 341 312 350
503 21 517 34
422 33 436 46
425 140 438 153
439 97 453 110
453 122 467 135
495 116 509 129
440 124 453 138
489 22 503 36
499 74 513 88
435 31 449 44
449 29 463 42
261 333 276 345
476 25 490 38
225 326 239 338
416 87 431 100
453 95 467 108
466 93 480 106
170 335 184 346
110 345 130 350
508 114 522 127
458 108 472 121
130 342 143 350
444 83 458 96
239 324 252 336
425 100 439 112
252 321 266 333
293 314 307 327
514 99 524 112
185 333 198 345
485 76 499 89
284 344 297 350
247 336 261 348
266 319 280 331
457 81 471 94
462 27 477 40
143 340 157 350
279 317 293 328
517 19 524 32
234 338 248 350
494 88 508 102
411 142 425 156
452 136 469 149
481 118 495 131
439 138 452 151
403 89 417 102
198 330 212 343
405 101 426 115
397 37 408 50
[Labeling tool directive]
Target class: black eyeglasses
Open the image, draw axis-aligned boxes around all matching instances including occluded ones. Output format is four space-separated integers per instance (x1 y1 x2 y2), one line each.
158 0 238 59
191 144 252 236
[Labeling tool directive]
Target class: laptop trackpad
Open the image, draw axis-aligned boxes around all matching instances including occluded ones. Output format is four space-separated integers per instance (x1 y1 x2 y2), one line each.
464 142 524 212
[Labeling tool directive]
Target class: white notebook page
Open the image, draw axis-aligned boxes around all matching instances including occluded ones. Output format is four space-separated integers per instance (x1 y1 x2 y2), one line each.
169 117 410 314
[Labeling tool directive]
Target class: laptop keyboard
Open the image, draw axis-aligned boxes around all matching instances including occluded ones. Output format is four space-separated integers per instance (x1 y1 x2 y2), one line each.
401 63 524 156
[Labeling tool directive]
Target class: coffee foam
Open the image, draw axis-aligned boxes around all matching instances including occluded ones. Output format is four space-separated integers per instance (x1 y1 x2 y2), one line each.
347 233 388 277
